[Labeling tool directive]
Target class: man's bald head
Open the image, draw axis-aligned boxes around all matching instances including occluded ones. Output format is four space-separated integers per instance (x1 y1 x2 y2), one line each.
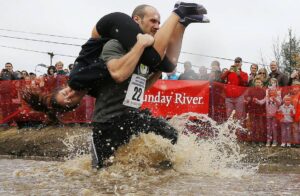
132 5 160 36
132 4 156 18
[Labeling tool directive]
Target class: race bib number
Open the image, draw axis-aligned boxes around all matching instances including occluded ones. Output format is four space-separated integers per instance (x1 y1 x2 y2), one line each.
123 74 146 108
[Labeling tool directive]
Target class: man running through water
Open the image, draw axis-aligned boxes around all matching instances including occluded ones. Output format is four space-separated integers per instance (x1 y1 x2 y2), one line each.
22 2 209 168
91 3 209 168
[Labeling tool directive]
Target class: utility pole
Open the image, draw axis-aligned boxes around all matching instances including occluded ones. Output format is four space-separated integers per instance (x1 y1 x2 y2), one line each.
47 52 54 66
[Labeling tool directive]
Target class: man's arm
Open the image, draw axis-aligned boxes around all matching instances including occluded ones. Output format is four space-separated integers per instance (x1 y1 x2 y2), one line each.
239 72 249 86
105 34 154 83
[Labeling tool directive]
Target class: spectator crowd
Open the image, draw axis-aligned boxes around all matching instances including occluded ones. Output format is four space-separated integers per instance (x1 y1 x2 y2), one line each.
1 58 300 147
164 57 300 147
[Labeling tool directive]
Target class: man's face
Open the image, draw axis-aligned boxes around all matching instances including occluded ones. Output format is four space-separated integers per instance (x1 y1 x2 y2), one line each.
284 98 291 106
5 63 13 72
250 65 258 74
234 60 242 69
55 63 63 71
255 79 263 87
29 74 36 80
135 7 160 36
211 64 220 72
270 62 278 72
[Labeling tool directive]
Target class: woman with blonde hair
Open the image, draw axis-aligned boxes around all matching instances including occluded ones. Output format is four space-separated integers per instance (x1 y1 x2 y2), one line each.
256 67 269 87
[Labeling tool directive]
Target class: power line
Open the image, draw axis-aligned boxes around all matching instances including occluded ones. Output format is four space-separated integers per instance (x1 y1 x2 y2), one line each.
0 28 269 67
0 28 86 41
0 44 48 55
0 45 76 58
181 51 268 67
0 34 81 47
0 32 267 67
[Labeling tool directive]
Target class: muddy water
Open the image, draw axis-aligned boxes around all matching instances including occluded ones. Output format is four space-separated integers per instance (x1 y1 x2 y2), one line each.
1 113 300 195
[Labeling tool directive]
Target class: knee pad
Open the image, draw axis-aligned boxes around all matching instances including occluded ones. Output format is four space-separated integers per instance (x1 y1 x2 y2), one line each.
156 57 176 72
141 47 162 68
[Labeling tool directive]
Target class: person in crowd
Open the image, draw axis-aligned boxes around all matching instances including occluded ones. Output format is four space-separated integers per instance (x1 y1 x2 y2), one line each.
43 65 57 92
0 63 18 126
256 67 269 87
248 63 258 86
29 72 36 80
254 78 282 147
245 77 266 145
22 2 209 168
290 63 300 145
269 60 288 87
55 61 67 75
277 95 295 147
21 70 29 79
290 85 300 146
220 68 228 83
47 66 56 76
288 68 300 86
64 69 70 76
208 60 224 123
23 74 32 88
164 68 179 80
220 57 248 120
178 61 199 80
0 63 16 80
13 71 23 80
208 60 222 82
198 66 209 80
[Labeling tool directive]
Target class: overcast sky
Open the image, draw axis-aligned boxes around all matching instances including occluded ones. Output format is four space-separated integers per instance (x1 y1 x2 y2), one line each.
0 0 299 74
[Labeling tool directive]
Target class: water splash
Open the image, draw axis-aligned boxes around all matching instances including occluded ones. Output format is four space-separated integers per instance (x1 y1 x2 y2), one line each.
58 112 256 178
61 129 91 160
169 112 257 177
2 113 262 194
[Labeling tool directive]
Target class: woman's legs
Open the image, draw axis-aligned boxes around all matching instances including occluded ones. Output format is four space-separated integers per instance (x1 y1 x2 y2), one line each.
95 12 179 67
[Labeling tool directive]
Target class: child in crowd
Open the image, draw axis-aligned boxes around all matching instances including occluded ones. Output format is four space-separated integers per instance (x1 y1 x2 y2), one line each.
277 95 295 147
290 86 300 145
254 78 282 147
246 77 266 144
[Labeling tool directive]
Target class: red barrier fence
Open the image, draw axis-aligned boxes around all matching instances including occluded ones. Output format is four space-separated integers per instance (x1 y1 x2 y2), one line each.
142 80 209 117
1 76 300 144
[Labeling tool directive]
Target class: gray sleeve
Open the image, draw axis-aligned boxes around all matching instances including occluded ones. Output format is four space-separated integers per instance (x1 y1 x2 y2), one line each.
100 39 127 63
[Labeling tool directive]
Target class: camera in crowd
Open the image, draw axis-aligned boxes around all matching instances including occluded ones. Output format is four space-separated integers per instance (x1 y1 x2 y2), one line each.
230 65 238 72
1 68 9 73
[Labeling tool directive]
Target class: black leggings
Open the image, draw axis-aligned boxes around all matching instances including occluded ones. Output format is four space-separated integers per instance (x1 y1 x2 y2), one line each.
69 12 175 92
91 109 178 168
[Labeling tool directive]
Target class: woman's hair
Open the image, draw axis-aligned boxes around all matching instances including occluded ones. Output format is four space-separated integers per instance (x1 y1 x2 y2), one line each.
47 66 56 75
21 88 79 122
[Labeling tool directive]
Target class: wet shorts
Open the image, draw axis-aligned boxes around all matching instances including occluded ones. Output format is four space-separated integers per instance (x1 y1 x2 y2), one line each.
91 109 178 168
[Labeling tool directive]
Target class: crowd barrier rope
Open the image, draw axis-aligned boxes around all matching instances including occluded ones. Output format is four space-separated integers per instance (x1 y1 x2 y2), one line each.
1 76 300 144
